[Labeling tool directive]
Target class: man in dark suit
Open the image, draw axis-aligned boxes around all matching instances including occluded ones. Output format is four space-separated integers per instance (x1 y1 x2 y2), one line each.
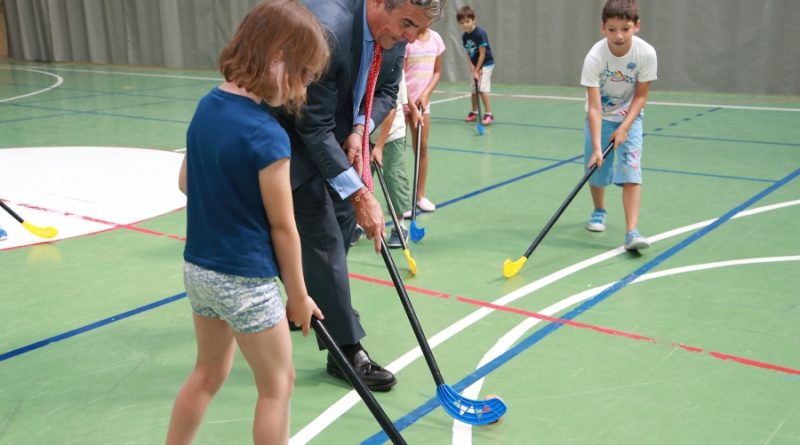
276 0 445 392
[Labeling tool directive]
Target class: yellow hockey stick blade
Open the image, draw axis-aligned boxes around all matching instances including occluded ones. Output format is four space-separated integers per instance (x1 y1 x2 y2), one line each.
502 256 527 278
23 221 59 239
403 249 417 276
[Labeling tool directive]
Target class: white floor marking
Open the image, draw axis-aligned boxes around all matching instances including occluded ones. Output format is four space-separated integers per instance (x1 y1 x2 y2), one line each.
5 64 795 113
0 64 219 82
0 67 64 103
0 147 186 250
290 200 800 443
453 255 800 444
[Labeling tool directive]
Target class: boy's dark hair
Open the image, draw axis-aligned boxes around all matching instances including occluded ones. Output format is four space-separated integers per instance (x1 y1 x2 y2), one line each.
456 5 475 22
602 0 639 23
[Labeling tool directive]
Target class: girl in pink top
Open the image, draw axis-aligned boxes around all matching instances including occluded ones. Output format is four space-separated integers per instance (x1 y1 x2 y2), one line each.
404 27 445 213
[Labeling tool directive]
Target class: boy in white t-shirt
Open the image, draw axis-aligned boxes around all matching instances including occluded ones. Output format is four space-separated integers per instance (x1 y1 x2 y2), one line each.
581 0 657 251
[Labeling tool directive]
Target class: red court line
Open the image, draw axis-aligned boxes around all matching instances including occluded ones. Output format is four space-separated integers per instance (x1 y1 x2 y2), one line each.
348 272 450 299
7 201 187 241
18 213 796 377
348 274 800 376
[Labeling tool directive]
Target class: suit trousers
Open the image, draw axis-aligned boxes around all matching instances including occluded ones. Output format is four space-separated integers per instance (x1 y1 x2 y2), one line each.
293 173 365 349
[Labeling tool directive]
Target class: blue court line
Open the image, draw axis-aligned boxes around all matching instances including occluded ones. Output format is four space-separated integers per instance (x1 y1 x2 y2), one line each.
644 132 800 148
651 107 721 131
3 155 580 360
0 111 76 125
362 167 800 444
0 78 209 106
432 116 800 148
435 155 583 209
430 145 777 184
435 115 577 133
430 145 569 162
0 292 186 362
1 102 188 125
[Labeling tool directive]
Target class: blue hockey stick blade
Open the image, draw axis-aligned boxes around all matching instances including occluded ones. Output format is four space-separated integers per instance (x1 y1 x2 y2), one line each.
410 220 426 243
436 384 507 425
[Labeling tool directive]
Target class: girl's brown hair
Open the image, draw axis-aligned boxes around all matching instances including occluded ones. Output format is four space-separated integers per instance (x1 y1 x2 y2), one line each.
219 0 329 114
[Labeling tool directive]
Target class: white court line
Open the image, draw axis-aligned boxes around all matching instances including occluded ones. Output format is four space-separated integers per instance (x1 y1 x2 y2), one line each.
432 89 800 113
289 199 800 444
453 255 800 444
7 64 794 113
0 67 64 103
0 64 220 82
430 94 472 105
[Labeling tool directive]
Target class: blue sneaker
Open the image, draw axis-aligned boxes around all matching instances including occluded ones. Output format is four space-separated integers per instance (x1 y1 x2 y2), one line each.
586 209 607 232
624 229 650 251
0 226 7 241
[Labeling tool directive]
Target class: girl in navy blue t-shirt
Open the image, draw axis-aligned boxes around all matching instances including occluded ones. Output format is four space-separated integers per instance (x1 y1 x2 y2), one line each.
166 1 329 443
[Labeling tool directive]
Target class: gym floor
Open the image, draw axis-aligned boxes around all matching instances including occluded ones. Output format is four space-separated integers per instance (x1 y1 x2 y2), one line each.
1 61 799 444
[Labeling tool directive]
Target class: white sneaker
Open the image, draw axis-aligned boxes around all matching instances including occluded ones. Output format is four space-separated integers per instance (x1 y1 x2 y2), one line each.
402 209 412 219
417 197 436 212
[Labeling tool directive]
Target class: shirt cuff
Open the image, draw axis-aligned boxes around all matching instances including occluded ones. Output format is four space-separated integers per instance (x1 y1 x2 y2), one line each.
328 167 364 200
353 115 376 135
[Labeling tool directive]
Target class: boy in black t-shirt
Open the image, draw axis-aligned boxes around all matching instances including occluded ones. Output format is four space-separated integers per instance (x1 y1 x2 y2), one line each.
457 5 495 125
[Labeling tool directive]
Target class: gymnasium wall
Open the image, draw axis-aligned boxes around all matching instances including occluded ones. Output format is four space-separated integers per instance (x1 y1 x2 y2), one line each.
0 3 7 58
3 0 799 95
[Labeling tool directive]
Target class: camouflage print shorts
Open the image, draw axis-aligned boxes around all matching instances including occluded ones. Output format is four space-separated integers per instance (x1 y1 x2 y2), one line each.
183 261 285 333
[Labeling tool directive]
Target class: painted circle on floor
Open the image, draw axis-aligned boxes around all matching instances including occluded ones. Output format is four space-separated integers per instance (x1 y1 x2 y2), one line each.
0 146 185 250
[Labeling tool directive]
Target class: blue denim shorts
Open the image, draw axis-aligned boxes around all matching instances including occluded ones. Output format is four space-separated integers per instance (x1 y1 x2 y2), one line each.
584 116 643 187
183 261 285 333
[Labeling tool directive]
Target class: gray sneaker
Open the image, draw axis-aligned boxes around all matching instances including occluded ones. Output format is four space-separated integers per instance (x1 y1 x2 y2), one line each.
350 225 365 246
386 226 408 249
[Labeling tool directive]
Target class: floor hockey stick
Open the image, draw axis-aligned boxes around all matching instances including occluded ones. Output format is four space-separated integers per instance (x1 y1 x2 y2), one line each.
311 317 407 444
409 106 426 242
0 200 58 239
474 77 484 136
372 160 417 275
379 238 507 424
502 140 615 278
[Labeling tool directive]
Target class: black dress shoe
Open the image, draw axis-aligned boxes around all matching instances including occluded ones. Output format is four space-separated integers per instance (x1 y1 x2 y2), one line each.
327 349 396 392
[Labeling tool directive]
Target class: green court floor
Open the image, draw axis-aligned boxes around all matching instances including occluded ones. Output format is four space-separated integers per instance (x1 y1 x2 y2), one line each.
1 61 799 444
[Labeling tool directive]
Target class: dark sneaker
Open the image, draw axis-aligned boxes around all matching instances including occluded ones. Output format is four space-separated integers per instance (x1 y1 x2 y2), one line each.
386 226 409 249
327 349 396 392
350 225 365 246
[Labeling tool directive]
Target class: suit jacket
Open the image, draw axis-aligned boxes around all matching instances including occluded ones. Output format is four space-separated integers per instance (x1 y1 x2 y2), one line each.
278 0 406 191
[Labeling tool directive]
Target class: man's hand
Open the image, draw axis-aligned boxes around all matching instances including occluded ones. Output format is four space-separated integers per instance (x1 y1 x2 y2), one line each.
351 189 385 252
344 127 365 176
